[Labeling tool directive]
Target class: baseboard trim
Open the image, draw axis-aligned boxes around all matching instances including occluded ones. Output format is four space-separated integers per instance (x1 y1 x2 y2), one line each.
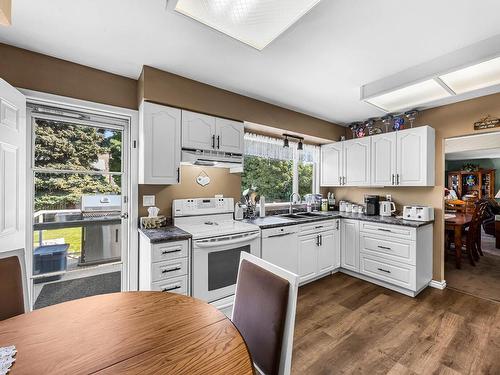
429 279 447 290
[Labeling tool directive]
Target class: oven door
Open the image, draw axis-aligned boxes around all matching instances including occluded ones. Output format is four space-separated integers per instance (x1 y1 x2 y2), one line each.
193 231 260 303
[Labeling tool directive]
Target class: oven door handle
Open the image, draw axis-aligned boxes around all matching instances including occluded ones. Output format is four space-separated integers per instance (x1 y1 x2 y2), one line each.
195 233 260 248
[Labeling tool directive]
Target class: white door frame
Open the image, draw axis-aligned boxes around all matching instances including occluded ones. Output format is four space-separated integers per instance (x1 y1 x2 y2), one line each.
20 89 139 307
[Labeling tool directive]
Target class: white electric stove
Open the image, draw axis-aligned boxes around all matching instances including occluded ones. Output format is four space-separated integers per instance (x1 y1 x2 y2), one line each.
173 198 260 317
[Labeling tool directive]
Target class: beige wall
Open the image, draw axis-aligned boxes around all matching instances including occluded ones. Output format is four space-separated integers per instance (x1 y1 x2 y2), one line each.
329 92 500 282
0 43 138 109
140 66 345 141
138 165 242 218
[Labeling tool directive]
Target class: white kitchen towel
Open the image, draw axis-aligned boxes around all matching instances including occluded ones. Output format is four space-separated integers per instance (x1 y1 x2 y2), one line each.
0 346 17 375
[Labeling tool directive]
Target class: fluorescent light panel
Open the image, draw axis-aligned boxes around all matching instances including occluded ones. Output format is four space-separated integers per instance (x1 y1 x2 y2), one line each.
175 0 321 50
439 56 500 94
365 79 451 113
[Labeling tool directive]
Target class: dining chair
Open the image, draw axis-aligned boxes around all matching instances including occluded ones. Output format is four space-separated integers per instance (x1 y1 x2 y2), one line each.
460 202 488 265
232 252 299 375
0 249 29 321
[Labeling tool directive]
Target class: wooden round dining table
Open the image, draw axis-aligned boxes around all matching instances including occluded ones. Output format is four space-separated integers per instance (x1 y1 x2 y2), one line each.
0 292 254 375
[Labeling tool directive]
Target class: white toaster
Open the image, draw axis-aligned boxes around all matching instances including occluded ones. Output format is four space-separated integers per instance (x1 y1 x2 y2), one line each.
402 206 434 221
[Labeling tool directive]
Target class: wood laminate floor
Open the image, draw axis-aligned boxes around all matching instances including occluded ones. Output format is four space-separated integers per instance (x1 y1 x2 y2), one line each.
292 273 500 375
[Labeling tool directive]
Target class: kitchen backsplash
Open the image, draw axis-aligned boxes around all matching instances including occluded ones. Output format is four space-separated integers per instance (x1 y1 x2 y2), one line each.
138 165 241 218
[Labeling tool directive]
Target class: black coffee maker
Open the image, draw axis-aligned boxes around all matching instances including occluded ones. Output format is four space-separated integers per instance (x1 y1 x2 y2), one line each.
364 195 380 216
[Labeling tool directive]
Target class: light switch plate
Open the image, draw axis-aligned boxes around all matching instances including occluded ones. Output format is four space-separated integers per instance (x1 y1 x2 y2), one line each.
143 195 155 207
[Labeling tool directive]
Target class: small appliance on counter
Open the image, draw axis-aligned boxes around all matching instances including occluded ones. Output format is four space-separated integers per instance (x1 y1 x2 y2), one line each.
234 202 244 220
379 201 396 217
327 192 336 211
364 195 380 216
403 206 434 221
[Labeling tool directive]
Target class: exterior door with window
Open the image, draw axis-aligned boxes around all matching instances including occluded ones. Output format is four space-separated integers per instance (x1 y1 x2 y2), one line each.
30 105 129 309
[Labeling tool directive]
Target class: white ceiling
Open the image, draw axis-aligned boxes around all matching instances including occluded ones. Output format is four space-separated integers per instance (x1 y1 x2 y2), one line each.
2 0 500 124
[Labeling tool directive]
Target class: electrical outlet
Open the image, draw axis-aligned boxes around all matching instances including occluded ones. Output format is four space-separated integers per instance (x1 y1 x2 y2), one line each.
142 195 155 207
386 194 392 202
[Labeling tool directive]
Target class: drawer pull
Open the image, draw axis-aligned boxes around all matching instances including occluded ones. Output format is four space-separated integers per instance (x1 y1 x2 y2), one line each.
377 268 391 274
162 249 182 255
377 245 392 250
162 285 181 292
377 228 392 232
161 267 181 274
314 226 323 229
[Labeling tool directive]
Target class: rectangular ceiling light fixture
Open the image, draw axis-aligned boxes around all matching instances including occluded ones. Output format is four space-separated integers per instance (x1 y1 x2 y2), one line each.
364 79 451 113
439 56 500 94
174 0 321 50
361 36 500 113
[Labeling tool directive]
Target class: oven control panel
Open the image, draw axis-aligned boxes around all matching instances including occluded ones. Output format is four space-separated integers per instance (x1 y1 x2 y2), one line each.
173 198 234 217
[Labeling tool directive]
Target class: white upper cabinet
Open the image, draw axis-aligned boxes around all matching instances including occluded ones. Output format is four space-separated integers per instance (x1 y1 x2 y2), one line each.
215 118 244 154
321 125 435 187
181 110 216 150
320 142 343 186
181 110 244 154
139 102 181 185
371 132 397 186
343 138 371 186
396 126 435 186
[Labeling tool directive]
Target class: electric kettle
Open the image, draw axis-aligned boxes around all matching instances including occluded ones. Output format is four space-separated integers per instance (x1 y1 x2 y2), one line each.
379 201 396 217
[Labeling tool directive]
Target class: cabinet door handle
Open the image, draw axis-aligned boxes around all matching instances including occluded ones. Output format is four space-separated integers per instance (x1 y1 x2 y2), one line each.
377 268 391 274
212 134 216 149
377 245 392 250
217 135 220 149
177 167 180 183
343 176 346 185
336 221 339 230
319 234 323 246
162 285 181 292
316 235 320 246
397 174 400 185
162 249 182 255
162 267 181 274
338 176 342 185
392 174 395 185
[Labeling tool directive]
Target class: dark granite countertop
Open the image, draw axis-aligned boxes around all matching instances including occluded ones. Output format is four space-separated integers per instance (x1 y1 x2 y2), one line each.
244 211 433 229
139 226 192 243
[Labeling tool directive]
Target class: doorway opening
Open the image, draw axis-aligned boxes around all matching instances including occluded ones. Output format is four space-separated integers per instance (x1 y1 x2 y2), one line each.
28 103 130 309
444 132 500 302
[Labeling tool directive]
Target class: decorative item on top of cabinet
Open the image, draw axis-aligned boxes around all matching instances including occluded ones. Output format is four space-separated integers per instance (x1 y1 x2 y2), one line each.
139 101 181 185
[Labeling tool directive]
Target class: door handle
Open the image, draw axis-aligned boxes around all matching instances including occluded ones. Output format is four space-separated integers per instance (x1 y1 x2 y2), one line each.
162 285 181 292
217 135 220 149
162 266 181 274
319 234 323 246
162 248 182 255
392 174 395 185
212 134 215 149
377 268 391 274
397 174 400 185
316 235 320 246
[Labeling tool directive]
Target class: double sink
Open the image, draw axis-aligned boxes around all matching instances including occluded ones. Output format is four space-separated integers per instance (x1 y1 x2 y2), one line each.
278 212 330 221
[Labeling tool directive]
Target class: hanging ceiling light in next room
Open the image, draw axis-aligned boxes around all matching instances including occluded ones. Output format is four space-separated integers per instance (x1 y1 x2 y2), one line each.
361 35 500 113
174 0 322 50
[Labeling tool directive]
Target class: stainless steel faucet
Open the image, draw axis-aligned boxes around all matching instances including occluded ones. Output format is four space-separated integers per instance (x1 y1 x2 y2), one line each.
289 192 301 214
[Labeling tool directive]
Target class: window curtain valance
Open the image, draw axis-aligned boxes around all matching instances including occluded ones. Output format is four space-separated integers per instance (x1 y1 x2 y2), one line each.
244 133 319 164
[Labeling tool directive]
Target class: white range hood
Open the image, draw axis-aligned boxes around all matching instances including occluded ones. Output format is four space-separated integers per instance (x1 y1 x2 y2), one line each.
181 149 243 173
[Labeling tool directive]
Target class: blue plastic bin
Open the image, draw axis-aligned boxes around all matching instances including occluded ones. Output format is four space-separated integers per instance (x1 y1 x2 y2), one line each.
33 244 69 275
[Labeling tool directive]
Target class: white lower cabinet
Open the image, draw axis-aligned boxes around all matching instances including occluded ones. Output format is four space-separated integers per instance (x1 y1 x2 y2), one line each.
340 219 359 272
139 233 190 296
298 233 319 282
351 220 432 297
